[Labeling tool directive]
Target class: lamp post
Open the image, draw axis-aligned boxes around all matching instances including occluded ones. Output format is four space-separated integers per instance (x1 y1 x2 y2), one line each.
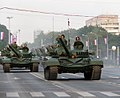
7 16 13 44
15 29 21 45
117 46 119 66
96 35 99 58
106 33 109 59
18 29 21 45
112 46 116 66
52 16 54 44
82 34 89 51
90 32 99 58
104 20 109 59
68 18 70 49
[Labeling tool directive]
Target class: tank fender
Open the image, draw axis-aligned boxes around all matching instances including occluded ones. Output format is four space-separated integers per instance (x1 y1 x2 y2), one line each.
1 57 11 63
31 56 40 63
89 60 103 67
43 58 59 68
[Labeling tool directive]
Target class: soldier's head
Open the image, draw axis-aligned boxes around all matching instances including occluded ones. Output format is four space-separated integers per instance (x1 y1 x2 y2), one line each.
61 34 65 39
75 36 80 41
13 41 16 44
24 43 27 47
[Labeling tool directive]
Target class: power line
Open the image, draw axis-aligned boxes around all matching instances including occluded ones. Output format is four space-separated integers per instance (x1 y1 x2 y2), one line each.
1 7 120 19
0 7 94 17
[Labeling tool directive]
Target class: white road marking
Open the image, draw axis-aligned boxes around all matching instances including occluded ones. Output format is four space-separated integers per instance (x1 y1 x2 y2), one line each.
5 91 120 97
13 77 20 80
66 73 81 77
61 76 66 79
54 92 70 97
30 73 47 81
109 76 119 79
6 92 19 97
77 91 96 97
30 92 45 97
30 73 120 97
0 81 9 83
100 92 120 96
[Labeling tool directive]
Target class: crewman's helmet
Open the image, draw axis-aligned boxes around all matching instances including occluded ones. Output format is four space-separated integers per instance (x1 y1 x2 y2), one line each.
61 34 65 38
76 36 80 40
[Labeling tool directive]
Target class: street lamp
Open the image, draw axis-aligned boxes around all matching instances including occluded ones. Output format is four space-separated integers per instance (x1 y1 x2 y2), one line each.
112 46 116 51
7 16 13 44
112 46 116 65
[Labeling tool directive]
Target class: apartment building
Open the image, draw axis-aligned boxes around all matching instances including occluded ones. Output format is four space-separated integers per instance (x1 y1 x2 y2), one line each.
86 15 119 35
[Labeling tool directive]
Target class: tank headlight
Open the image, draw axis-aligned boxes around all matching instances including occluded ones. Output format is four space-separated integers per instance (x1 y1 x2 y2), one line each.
71 54 76 59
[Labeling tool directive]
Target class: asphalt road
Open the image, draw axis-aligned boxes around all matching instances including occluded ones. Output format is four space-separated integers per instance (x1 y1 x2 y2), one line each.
0 65 120 98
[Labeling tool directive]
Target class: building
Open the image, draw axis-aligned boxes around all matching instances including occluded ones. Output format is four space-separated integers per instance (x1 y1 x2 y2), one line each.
86 15 119 35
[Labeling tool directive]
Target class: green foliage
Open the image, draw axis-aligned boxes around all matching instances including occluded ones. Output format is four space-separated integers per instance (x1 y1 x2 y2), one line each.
108 34 120 48
29 25 120 59
76 25 120 57
0 24 9 50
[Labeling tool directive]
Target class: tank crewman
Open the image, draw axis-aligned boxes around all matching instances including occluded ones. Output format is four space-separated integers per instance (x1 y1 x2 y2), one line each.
61 34 67 45
73 36 84 50
9 41 19 57
55 34 67 46
11 41 18 49
18 44 23 50
55 34 60 47
55 34 68 56
22 43 29 53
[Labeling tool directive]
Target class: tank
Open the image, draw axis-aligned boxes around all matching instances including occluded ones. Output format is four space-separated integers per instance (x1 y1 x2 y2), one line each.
0 44 40 73
41 37 103 80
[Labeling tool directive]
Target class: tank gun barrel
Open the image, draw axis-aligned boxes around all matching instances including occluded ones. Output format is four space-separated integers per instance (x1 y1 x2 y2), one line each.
8 44 22 58
58 37 71 57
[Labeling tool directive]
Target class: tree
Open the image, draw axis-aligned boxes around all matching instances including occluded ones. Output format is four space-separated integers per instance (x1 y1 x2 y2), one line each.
31 25 119 59
0 24 9 50
76 25 120 58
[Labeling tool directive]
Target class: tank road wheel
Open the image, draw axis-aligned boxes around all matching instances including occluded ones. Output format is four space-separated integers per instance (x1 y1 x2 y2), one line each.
44 66 58 80
91 65 102 80
84 66 102 80
3 64 10 73
84 71 91 80
30 63 39 72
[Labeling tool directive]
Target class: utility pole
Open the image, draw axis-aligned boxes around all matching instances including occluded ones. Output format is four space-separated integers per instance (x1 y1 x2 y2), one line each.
18 29 21 45
106 33 109 59
7 16 13 44
82 34 89 51
91 32 99 58
117 46 119 66
112 46 116 65
96 35 99 58
52 16 54 44
68 18 70 49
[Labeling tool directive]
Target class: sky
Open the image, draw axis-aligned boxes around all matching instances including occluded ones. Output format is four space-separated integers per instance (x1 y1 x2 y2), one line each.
0 0 120 45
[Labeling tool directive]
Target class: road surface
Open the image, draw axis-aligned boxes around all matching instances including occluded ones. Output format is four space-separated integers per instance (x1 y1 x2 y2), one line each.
0 65 120 98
